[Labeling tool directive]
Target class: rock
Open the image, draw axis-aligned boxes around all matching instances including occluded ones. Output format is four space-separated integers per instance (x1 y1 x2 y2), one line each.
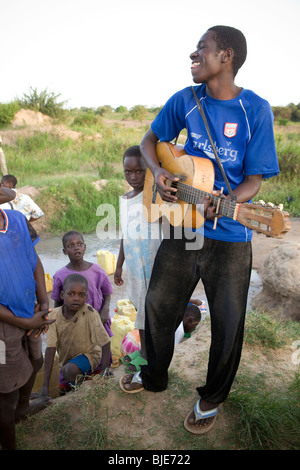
252 242 300 321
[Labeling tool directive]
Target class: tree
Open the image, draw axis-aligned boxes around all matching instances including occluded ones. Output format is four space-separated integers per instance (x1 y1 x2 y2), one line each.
129 105 147 123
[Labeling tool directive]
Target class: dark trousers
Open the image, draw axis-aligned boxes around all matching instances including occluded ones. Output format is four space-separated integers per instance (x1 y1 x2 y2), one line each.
140 228 252 404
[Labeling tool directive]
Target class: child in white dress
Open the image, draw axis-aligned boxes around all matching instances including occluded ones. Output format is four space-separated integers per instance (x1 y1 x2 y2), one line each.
114 146 161 372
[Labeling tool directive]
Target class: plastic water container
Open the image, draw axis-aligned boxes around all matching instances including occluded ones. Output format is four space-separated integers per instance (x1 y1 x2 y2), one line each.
45 273 53 292
110 314 135 358
97 250 117 275
116 299 137 322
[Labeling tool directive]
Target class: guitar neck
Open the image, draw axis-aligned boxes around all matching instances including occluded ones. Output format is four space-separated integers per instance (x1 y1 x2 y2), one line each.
176 182 239 220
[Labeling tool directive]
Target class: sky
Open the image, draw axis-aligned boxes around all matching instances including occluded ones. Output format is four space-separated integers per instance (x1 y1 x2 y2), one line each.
1 0 299 110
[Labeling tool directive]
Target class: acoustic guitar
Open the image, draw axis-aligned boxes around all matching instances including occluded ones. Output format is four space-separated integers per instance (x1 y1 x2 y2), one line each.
143 142 290 238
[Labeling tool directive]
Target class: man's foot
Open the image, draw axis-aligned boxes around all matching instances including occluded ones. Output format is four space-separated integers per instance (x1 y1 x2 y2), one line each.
184 399 219 434
119 371 144 394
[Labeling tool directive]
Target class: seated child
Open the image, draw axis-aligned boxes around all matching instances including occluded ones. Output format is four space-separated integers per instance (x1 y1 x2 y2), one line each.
40 274 111 396
174 303 202 345
0 206 53 450
51 230 113 368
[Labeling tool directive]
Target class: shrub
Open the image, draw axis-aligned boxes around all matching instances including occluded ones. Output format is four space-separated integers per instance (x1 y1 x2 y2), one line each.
17 87 66 119
0 101 20 127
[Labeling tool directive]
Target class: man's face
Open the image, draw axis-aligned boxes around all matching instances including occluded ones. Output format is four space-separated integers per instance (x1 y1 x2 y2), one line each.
190 30 223 84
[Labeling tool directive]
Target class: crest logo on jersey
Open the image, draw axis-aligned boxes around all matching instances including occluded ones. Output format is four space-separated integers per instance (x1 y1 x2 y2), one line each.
224 123 238 138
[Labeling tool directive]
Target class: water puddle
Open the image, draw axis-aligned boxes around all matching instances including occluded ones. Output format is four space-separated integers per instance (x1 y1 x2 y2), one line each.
36 231 121 278
36 230 262 310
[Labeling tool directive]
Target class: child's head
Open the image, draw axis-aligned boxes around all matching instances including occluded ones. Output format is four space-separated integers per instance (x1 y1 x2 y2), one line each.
183 304 201 334
1 174 17 189
61 273 88 313
62 231 86 260
123 145 147 192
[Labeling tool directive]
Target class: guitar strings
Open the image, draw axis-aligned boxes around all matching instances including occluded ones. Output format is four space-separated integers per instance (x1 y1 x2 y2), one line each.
174 181 237 217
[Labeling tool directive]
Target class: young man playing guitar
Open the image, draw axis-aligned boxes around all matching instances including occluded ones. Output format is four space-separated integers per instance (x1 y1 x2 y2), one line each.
119 25 280 434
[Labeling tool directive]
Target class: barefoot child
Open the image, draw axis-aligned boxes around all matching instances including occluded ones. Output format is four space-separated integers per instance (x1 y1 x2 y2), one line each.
114 145 161 372
40 274 111 397
51 230 113 375
0 206 53 450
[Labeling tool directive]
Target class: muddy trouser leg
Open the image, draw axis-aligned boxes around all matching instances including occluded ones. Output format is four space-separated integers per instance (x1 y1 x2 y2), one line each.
140 229 202 392
140 233 252 400
197 239 252 404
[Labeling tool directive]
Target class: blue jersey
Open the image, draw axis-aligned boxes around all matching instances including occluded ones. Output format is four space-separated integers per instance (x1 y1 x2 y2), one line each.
151 85 279 242
0 209 39 318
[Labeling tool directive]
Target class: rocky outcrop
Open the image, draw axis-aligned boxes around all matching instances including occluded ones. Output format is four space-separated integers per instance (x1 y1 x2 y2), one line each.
252 242 300 321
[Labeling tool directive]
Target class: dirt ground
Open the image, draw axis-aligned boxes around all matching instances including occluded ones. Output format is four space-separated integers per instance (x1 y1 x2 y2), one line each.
27 218 299 451
3 111 299 449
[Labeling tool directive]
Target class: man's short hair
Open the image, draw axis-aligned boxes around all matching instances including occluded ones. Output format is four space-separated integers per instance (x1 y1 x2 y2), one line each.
208 25 247 76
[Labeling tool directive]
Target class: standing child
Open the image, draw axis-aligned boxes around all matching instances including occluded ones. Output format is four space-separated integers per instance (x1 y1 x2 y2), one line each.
0 205 53 450
40 274 111 397
114 145 161 372
51 230 113 380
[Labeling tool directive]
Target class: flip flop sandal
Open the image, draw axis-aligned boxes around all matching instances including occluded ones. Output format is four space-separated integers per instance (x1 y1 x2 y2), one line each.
119 371 144 394
184 399 219 434
125 356 148 373
121 350 141 365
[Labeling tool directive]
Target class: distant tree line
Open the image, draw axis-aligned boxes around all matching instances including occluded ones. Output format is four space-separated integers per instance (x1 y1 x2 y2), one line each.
0 86 299 127
272 103 300 123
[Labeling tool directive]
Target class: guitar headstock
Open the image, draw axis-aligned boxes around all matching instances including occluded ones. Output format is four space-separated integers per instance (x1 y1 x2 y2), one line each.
236 201 290 238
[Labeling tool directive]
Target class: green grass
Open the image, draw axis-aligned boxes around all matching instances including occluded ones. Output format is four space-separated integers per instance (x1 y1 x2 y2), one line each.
253 131 300 216
2 112 299 233
15 311 300 451
244 310 300 349
227 373 300 450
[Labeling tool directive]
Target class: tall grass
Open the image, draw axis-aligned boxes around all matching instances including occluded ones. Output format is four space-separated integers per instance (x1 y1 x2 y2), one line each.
227 373 300 450
38 177 125 233
253 131 300 216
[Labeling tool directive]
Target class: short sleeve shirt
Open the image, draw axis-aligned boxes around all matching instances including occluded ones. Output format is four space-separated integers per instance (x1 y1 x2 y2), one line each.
0 209 39 318
51 264 113 312
151 85 279 242
46 304 110 371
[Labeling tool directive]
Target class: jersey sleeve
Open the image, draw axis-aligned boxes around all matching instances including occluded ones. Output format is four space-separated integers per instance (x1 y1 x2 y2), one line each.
244 103 279 179
151 90 187 141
